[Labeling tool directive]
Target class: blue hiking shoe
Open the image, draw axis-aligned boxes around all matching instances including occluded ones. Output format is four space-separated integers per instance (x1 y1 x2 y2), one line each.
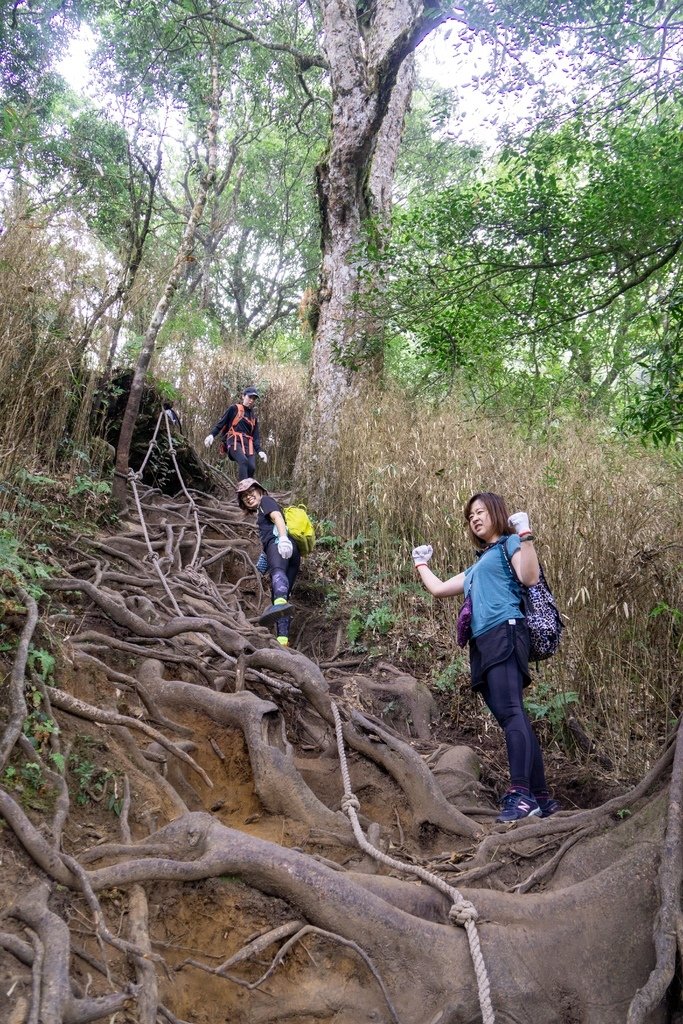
255 552 268 574
496 790 542 823
535 795 561 818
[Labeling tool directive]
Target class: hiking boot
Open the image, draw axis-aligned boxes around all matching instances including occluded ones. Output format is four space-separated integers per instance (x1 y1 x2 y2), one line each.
258 598 293 626
496 790 542 823
535 795 561 818
255 552 268 574
276 636 289 647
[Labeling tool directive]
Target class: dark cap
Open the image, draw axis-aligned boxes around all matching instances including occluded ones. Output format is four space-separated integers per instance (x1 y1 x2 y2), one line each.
243 386 259 398
235 477 267 509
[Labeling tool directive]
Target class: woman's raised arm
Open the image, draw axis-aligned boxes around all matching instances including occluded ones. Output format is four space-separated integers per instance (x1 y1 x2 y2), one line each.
412 546 465 597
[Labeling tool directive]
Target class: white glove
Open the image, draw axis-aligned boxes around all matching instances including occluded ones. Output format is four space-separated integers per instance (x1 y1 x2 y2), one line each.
277 537 293 559
258 451 268 463
204 434 215 448
508 512 531 535
412 544 433 567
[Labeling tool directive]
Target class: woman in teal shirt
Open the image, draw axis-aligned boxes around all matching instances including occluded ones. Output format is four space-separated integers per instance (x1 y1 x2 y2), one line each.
412 491 559 823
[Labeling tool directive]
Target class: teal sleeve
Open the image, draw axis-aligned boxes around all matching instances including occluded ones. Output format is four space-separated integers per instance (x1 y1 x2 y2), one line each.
506 534 521 558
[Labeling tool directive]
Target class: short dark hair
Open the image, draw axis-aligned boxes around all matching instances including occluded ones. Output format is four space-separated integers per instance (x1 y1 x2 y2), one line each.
463 492 513 549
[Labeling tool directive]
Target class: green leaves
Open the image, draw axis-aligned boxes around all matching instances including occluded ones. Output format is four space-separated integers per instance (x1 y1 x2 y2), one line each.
620 334 683 445
68 477 112 497
27 647 56 682
0 528 57 597
364 99 683 439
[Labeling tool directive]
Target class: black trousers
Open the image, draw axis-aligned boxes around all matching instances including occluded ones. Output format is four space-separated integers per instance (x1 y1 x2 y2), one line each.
264 538 300 638
479 652 548 794
226 445 255 479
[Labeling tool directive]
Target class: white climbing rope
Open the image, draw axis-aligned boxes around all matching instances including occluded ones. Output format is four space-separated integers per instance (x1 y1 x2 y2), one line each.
160 410 203 568
127 405 206 613
330 700 495 1024
137 409 165 476
128 469 183 616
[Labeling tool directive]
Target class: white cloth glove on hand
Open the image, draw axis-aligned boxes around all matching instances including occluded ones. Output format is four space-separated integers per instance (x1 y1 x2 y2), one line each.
277 537 293 559
258 451 268 463
204 434 215 448
412 544 433 567
508 512 531 535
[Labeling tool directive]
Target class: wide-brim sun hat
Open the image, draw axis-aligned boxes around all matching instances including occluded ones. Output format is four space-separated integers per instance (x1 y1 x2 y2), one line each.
236 477 267 509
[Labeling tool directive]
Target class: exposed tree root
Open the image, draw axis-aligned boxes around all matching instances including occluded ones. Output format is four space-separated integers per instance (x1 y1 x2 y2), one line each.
70 812 663 1022
0 589 39 771
119 777 159 1024
44 576 252 653
47 687 212 788
138 667 352 837
179 921 402 1023
0 476 676 1024
7 883 136 1024
247 648 479 839
627 722 683 1023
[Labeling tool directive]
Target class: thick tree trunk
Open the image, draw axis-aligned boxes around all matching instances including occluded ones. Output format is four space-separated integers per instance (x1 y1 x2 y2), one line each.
294 3 430 507
112 55 221 508
102 145 162 379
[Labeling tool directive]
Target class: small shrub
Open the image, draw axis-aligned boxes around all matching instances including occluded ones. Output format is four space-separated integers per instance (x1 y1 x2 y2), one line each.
69 741 120 811
524 683 579 735
0 529 57 596
347 610 365 648
365 603 395 636
433 659 467 693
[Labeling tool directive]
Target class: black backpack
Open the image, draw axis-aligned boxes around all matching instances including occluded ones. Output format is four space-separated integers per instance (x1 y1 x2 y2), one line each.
502 539 563 661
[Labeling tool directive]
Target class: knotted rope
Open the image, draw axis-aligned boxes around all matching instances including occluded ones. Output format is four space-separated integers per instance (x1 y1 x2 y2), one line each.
126 406 206 614
128 468 182 616
160 410 203 568
331 700 495 1024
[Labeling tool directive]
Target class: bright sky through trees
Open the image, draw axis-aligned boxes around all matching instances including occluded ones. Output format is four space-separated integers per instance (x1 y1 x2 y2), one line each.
57 21 527 147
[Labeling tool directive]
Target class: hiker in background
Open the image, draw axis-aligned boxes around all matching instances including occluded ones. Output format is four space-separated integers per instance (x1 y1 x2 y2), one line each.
163 401 182 432
236 477 299 647
204 386 268 480
412 491 560 823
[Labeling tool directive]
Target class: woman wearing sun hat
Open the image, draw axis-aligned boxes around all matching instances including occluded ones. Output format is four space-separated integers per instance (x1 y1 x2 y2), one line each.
236 478 299 646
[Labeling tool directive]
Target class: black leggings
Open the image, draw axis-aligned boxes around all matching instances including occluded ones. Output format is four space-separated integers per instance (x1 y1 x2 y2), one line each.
227 445 256 479
479 653 548 793
264 538 300 638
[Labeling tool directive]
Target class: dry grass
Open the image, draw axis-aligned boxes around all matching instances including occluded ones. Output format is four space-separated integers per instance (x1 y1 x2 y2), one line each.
0 214 110 510
0 222 76 476
328 389 682 776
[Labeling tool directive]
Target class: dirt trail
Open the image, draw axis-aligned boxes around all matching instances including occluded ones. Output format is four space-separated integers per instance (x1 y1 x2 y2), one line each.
0 469 678 1024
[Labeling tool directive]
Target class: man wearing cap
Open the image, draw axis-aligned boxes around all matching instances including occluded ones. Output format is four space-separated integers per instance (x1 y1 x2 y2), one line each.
204 386 267 480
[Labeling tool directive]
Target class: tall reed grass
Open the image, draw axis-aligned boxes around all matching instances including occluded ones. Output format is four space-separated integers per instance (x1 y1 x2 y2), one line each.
328 389 682 775
0 215 111 512
0 222 77 479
